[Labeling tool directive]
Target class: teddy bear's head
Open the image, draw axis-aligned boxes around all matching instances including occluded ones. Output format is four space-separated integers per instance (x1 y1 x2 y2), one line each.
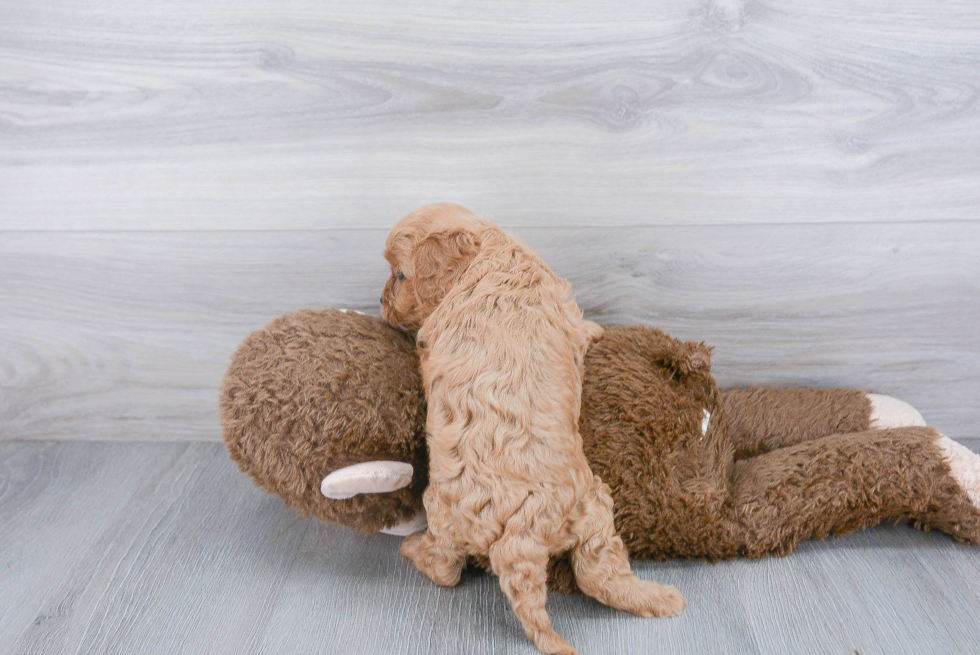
219 308 428 534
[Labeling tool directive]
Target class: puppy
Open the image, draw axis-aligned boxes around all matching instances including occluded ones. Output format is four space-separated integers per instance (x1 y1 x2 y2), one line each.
381 203 685 655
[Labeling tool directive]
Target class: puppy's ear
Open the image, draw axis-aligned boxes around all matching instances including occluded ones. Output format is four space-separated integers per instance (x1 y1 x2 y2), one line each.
411 229 481 310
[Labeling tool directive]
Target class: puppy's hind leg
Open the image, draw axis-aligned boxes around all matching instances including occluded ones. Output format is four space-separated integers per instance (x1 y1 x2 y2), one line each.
569 477 686 618
489 534 578 655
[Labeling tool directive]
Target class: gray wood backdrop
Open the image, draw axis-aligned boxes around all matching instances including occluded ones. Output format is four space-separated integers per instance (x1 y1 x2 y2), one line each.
2 0 978 441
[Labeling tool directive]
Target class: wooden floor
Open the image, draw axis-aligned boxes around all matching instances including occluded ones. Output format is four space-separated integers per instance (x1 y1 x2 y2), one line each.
3 0 980 653
2 439 979 655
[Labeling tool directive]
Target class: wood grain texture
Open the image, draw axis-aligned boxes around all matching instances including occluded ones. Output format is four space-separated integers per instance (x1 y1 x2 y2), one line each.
4 3 978 650
2 0 980 229
0 222 977 442
3 440 980 655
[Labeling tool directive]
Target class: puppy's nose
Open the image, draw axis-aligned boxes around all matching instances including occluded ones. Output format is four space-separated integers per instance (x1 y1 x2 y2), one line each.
380 297 385 305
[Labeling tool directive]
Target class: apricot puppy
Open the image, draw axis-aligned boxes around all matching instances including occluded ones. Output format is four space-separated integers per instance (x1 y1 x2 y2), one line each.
381 204 685 655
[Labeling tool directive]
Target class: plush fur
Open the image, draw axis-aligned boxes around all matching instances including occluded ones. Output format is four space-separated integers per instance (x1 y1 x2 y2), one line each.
544 327 980 592
379 204 682 655
220 309 428 532
221 309 980 599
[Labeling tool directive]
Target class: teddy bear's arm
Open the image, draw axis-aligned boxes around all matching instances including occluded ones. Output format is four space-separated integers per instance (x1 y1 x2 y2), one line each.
720 386 876 460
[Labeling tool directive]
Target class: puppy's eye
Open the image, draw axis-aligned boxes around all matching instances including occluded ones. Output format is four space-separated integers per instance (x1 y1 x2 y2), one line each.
396 272 406 281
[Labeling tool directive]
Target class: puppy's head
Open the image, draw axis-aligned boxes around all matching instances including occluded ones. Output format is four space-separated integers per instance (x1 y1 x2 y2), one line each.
381 203 484 329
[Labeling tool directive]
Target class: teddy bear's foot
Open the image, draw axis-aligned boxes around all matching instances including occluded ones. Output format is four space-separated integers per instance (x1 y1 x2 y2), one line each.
935 435 980 509
867 394 926 429
906 432 980 545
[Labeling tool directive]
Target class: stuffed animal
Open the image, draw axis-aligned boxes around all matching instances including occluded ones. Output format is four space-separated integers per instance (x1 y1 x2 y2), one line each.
219 308 980 593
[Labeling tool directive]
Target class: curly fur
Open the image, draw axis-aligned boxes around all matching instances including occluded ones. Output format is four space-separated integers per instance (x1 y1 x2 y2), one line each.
380 204 684 655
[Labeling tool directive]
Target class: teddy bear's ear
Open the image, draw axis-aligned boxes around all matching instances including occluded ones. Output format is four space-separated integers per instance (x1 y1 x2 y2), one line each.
675 341 713 375
320 461 415 499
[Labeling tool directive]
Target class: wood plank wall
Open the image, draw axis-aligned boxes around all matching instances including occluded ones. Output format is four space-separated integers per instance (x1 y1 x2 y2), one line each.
2 0 978 441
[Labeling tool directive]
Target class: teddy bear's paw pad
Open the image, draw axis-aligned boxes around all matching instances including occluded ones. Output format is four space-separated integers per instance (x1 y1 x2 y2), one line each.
868 394 926 429
936 435 980 508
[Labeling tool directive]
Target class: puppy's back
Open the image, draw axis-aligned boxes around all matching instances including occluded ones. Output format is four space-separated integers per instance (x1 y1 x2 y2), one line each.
420 228 598 489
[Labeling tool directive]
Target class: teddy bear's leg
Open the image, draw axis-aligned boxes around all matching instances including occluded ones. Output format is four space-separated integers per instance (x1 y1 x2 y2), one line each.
720 386 873 459
489 535 578 655
400 528 466 587
568 476 686 618
726 427 980 557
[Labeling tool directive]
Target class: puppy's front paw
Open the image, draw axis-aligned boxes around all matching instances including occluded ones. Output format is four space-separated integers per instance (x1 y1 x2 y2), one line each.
400 531 426 562
400 531 464 587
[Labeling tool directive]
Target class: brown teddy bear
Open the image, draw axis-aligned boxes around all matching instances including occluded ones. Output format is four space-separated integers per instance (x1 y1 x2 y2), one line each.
219 308 980 593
